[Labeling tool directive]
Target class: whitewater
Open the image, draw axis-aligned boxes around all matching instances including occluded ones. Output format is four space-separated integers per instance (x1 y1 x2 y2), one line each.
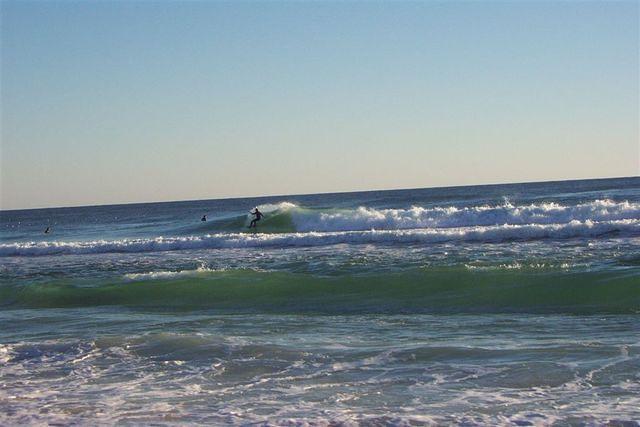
1 177 640 425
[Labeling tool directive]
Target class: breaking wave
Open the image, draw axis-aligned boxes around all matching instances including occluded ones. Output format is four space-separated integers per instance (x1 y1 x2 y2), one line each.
282 199 640 232
177 199 640 234
181 199 640 234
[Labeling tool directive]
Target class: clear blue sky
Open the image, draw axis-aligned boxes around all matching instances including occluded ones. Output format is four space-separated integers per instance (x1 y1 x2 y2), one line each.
1 0 638 209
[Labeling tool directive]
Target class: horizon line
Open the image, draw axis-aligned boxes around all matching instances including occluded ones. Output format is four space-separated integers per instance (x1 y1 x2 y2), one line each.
1 174 637 213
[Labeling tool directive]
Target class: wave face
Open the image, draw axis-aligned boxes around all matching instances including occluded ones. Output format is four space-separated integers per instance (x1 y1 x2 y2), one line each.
2 199 640 256
2 268 639 314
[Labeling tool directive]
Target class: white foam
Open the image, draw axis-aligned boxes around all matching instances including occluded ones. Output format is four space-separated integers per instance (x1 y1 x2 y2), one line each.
2 218 638 256
464 262 581 271
287 199 640 232
123 265 218 281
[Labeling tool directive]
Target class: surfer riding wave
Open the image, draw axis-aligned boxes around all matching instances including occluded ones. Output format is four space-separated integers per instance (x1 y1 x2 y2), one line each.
248 208 263 229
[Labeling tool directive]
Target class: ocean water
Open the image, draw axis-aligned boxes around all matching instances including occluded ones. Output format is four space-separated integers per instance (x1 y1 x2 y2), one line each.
1 177 639 425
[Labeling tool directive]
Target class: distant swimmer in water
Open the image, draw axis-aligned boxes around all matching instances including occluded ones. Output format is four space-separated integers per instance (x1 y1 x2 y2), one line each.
44 227 50 234
248 208 263 229
201 215 207 222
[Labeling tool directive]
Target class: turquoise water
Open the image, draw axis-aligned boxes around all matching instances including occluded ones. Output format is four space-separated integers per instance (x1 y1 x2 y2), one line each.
1 177 639 424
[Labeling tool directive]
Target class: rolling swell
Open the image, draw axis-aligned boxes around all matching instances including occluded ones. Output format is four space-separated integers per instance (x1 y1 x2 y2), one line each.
2 268 639 314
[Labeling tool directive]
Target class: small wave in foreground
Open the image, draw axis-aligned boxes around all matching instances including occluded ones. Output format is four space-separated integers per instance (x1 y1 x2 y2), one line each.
2 267 638 314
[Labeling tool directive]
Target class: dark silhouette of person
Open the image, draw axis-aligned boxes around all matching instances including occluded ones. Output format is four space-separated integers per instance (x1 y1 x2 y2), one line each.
248 208 263 229
201 215 207 222
44 227 50 234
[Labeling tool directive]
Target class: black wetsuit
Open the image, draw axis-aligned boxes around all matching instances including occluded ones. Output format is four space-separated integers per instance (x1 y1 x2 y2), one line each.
249 210 263 228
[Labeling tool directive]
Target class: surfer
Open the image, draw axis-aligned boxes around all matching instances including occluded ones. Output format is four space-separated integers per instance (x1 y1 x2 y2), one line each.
201 215 207 222
44 226 50 234
248 208 263 229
